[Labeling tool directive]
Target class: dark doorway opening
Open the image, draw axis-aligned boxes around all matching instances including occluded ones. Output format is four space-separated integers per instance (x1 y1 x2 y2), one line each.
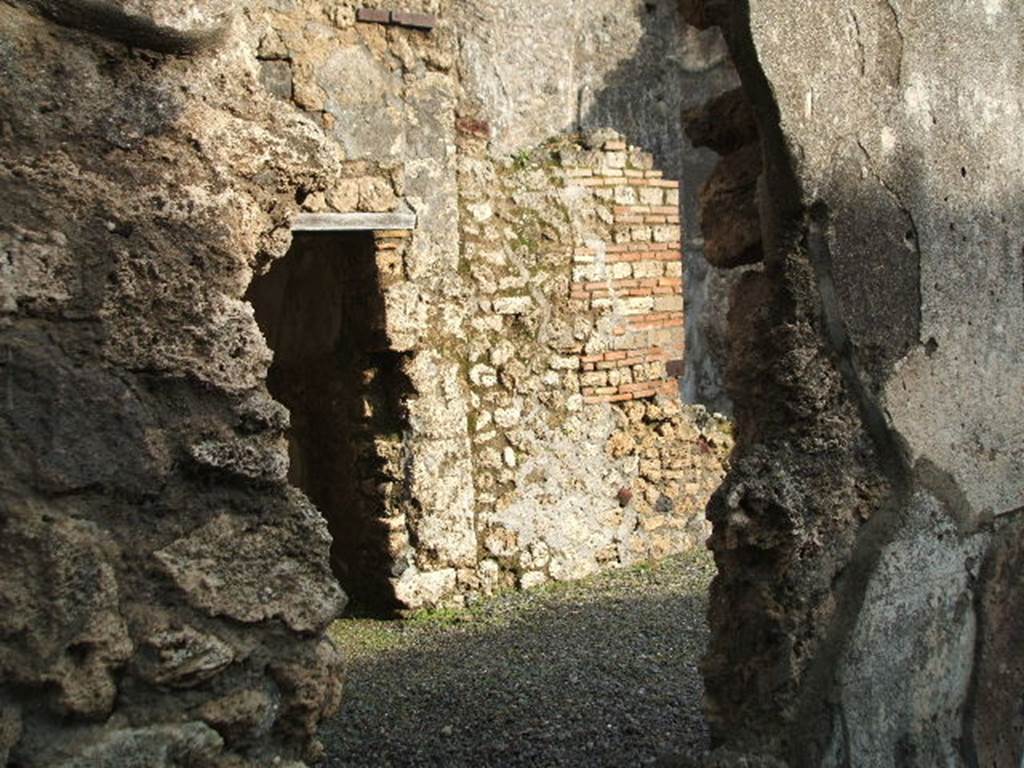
246 231 411 610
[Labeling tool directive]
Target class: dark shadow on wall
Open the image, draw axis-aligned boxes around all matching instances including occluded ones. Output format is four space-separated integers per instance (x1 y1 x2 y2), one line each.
578 1 729 185
246 232 413 611
577 0 739 411
688 70 1024 764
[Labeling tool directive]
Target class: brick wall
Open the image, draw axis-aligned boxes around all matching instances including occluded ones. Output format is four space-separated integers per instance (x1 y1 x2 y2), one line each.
449 127 732 603
565 139 685 405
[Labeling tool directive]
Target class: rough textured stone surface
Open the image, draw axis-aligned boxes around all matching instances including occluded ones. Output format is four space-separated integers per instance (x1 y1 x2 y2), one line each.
966 513 1024 767
52 723 224 768
696 143 762 269
154 507 346 633
17 0 236 53
0 513 132 721
691 1 1024 765
134 625 235 689
0 1 346 763
684 88 757 156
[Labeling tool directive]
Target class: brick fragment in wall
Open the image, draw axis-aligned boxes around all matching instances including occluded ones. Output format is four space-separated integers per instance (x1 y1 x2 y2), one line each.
571 176 679 191
605 250 682 264
356 8 390 23
456 116 491 139
391 11 437 30
355 9 437 30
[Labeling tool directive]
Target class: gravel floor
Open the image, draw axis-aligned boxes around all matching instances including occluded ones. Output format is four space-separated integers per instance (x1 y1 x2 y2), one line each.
320 551 714 767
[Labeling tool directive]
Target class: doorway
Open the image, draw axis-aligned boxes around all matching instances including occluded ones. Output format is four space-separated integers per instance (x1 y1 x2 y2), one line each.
246 231 411 609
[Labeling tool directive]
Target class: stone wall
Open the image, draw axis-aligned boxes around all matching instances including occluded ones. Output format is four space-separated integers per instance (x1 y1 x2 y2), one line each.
683 1 1024 765
451 131 731 600
455 0 740 411
238 0 735 610
0 2 352 764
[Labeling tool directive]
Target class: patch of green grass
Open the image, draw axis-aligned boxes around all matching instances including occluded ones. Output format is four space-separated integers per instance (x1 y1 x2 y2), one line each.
405 605 473 627
328 618 406 658
511 149 532 170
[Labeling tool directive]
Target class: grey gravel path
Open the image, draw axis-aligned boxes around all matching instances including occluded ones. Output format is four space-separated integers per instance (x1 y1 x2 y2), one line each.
320 552 714 767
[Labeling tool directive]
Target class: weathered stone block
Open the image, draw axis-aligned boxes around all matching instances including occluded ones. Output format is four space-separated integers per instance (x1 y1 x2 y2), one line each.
699 143 762 268
52 723 224 768
189 437 289 484
0 332 168 495
0 515 132 720
639 187 664 206
154 509 346 633
198 688 277 744
470 363 499 387
633 261 664 279
492 296 533 315
136 626 235 689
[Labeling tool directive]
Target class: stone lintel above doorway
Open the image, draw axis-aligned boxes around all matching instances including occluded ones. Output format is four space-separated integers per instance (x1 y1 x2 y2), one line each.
291 212 417 232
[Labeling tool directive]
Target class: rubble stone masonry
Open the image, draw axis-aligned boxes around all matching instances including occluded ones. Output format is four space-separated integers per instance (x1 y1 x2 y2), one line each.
450 130 731 604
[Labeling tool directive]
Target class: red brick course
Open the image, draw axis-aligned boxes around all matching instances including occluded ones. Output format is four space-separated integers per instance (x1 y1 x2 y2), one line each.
562 144 685 404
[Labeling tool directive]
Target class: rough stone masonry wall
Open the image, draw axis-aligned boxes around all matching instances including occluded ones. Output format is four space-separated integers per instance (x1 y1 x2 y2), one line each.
0 3 356 765
452 129 731 601
0 0 731 764
0 0 480 762
454 0 741 412
244 0 738 611
682 1 1024 766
